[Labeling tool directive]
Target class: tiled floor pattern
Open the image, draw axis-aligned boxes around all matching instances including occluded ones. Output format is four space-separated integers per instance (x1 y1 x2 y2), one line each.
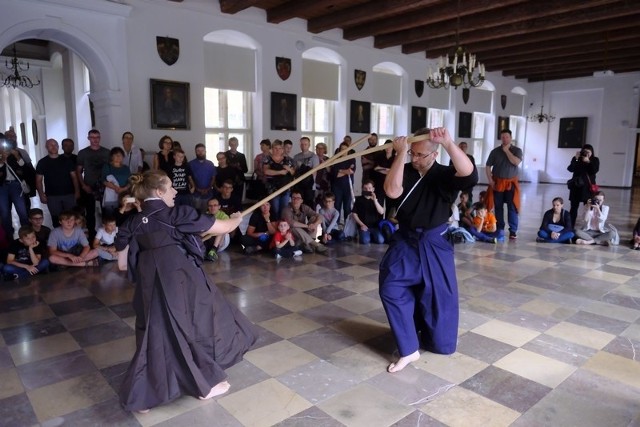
1 183 639 426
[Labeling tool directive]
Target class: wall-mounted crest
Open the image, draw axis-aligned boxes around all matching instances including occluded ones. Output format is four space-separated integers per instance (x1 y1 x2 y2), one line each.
354 69 366 90
156 36 179 66
415 80 424 97
276 57 291 81
501 94 507 110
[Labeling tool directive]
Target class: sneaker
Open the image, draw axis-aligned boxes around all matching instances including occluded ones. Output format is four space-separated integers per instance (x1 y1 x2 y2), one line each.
491 238 498 244
536 237 545 243
302 244 314 254
244 246 257 255
12 273 20 281
293 250 303 257
205 249 218 261
509 232 517 240
275 254 282 260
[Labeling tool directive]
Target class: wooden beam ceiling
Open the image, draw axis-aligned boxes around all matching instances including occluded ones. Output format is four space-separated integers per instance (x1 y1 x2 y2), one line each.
218 0 640 82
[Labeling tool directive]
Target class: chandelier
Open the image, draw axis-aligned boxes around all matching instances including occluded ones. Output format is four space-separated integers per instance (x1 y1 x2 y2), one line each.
426 45 485 90
527 80 555 123
1 44 41 89
426 0 484 91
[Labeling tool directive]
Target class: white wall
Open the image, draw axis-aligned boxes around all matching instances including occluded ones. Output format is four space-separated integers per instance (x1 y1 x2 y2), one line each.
1 0 639 187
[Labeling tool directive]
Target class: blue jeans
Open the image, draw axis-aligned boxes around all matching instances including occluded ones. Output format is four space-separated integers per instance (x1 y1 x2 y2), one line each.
0 181 29 238
269 191 290 221
359 227 385 244
493 186 518 233
537 230 574 243
2 259 50 279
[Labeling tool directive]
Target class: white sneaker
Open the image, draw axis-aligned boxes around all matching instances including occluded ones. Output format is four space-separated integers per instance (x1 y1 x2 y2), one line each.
293 250 303 257
275 254 282 260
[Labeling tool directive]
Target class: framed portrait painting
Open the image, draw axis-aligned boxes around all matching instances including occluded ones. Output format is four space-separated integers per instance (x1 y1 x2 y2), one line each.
350 100 371 133
458 112 472 138
150 79 190 130
558 117 587 148
411 106 427 133
270 92 297 131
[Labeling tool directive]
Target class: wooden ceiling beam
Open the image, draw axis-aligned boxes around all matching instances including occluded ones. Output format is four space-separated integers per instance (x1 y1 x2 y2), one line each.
375 0 618 49
219 0 263 14
497 50 640 75
476 29 640 64
485 38 640 70
267 0 343 24
526 64 640 82
503 55 640 77
344 0 524 42
403 3 640 55
308 0 441 34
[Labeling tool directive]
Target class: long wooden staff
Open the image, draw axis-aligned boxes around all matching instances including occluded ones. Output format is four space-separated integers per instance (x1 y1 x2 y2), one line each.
240 133 373 217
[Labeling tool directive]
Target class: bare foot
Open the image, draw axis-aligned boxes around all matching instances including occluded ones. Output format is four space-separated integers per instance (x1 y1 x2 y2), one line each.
199 381 231 400
387 350 420 373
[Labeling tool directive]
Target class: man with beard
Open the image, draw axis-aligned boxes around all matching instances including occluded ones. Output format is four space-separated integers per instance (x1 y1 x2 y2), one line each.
189 143 216 212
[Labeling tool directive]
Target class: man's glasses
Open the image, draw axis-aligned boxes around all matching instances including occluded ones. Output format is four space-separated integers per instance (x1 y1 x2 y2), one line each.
407 149 437 159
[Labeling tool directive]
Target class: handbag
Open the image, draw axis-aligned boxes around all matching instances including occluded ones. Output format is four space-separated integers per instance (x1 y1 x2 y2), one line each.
585 175 599 194
5 162 31 194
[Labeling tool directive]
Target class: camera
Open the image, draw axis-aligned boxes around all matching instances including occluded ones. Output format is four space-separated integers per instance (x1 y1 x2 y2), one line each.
124 197 136 204
580 150 589 158
362 191 373 197
590 199 598 206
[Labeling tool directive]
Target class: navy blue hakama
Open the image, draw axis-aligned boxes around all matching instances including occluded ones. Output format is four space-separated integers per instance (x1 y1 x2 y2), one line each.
379 224 458 356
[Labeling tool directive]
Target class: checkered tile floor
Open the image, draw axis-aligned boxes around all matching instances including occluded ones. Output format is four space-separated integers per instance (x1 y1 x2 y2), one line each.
1 183 639 426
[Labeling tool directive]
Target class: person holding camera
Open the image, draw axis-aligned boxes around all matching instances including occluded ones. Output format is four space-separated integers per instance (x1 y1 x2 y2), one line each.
0 132 30 239
567 144 599 228
574 191 611 245
352 179 386 244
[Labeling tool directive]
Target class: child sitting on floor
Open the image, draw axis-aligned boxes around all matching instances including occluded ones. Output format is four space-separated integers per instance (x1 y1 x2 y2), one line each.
2 226 49 280
48 210 99 267
92 215 118 261
318 192 345 244
470 202 501 243
270 220 303 259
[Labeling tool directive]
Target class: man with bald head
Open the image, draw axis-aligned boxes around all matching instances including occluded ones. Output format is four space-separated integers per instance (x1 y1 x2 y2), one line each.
379 127 477 373
36 139 79 225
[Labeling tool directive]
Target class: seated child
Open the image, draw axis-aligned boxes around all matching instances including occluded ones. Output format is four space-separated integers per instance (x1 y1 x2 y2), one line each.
203 197 231 261
48 210 99 267
458 191 474 229
71 206 90 239
270 220 303 259
536 197 574 243
28 208 51 248
92 215 118 261
574 191 612 246
352 180 386 244
318 192 345 244
2 226 49 280
471 202 501 243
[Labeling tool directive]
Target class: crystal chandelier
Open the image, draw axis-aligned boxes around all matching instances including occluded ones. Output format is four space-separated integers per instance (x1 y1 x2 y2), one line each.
527 80 555 123
1 44 41 89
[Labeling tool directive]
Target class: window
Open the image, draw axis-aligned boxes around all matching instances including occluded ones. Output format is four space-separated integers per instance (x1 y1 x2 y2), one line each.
301 97 334 152
428 108 445 128
204 88 252 167
471 113 487 164
371 103 395 142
